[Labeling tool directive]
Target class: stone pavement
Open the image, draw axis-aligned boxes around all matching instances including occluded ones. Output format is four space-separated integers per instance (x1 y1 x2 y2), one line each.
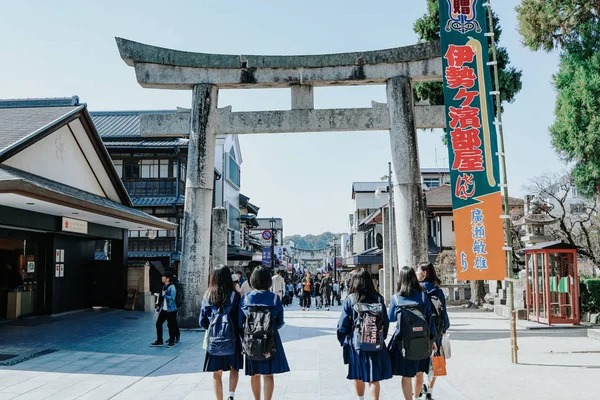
0 303 599 399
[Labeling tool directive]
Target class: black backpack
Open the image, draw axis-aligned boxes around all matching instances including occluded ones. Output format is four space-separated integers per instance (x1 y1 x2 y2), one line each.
427 289 445 340
395 293 431 361
242 295 277 361
351 294 385 352
172 275 184 308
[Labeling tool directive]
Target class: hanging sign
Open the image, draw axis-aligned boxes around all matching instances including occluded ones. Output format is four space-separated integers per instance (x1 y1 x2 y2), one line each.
62 217 88 234
439 0 506 280
27 262 35 273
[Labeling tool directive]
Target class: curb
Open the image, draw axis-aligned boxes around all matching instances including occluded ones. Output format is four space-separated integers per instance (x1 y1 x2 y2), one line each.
588 329 600 340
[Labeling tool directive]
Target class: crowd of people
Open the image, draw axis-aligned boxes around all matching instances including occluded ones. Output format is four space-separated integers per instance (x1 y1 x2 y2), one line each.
150 262 450 400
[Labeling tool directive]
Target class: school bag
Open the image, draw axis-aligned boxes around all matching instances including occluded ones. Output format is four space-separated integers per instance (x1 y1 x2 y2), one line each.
350 294 385 352
242 294 277 361
395 293 431 361
206 292 237 356
427 289 445 340
172 275 184 308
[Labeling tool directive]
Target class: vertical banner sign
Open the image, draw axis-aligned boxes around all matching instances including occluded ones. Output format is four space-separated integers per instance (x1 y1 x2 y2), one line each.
439 0 506 280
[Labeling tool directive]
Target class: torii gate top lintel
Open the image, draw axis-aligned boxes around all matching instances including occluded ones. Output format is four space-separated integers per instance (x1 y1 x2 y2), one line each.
115 37 442 89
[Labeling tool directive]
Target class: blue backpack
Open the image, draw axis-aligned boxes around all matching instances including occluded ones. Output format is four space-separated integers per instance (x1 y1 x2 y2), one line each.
206 292 237 356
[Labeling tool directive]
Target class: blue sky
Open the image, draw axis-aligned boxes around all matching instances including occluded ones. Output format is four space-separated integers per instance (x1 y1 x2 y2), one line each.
0 0 564 236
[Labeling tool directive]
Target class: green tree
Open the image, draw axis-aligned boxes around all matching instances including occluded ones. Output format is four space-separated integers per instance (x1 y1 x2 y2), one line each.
516 1 600 198
413 0 523 111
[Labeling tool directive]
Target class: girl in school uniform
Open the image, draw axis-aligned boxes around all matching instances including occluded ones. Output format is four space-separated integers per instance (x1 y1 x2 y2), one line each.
240 266 290 400
388 266 437 400
200 264 242 400
416 262 450 400
337 268 392 400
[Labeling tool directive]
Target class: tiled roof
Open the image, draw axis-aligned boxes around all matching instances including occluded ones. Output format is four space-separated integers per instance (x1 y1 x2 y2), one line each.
352 182 387 193
0 165 175 230
132 196 184 207
0 105 83 155
426 184 525 208
103 138 189 148
426 185 453 208
90 110 175 138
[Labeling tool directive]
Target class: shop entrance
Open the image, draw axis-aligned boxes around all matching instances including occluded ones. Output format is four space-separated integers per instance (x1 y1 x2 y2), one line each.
0 232 46 320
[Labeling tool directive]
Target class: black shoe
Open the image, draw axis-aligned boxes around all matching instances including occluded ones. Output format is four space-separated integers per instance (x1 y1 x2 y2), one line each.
227 397 234 400
167 341 175 347
150 340 164 347
425 394 433 400
175 336 180 344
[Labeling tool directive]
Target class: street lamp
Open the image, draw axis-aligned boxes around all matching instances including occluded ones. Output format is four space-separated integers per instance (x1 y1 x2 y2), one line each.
269 218 277 270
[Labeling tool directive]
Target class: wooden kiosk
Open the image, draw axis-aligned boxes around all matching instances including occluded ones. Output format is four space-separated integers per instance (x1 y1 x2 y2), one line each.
524 241 580 325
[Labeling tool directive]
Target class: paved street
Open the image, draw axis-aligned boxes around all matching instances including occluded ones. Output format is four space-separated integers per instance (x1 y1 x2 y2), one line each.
0 304 599 399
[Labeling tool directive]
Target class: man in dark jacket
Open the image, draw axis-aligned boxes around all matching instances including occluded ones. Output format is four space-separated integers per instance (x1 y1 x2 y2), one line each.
321 272 333 311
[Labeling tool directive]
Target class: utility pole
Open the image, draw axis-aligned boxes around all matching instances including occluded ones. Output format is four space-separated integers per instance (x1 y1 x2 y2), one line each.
269 218 276 271
388 162 395 293
333 239 337 281
484 0 518 364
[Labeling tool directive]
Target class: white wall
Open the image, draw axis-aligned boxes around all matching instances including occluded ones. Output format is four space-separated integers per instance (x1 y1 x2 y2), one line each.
440 215 455 247
4 124 107 198
354 192 388 214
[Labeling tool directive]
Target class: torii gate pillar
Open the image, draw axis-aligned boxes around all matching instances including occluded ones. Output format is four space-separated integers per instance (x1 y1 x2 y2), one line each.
387 76 429 270
178 84 218 328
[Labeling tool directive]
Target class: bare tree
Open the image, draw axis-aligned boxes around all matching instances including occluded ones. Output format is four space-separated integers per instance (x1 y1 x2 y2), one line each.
524 172 600 274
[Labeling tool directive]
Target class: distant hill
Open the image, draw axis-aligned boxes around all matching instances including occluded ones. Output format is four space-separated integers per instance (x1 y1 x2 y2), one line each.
284 232 344 249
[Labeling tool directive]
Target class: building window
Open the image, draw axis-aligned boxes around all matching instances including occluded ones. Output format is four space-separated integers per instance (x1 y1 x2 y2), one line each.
113 160 123 178
227 152 241 188
123 160 140 179
228 204 240 231
571 203 586 214
423 178 440 189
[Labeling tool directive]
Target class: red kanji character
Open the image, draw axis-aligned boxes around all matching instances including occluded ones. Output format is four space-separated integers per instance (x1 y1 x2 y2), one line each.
453 87 479 107
451 127 482 150
449 106 481 129
455 173 475 200
445 66 476 89
453 0 473 16
444 45 475 67
452 149 484 172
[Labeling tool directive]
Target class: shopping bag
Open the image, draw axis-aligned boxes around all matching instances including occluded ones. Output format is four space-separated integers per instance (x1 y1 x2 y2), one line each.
442 333 451 359
202 331 208 351
432 355 447 377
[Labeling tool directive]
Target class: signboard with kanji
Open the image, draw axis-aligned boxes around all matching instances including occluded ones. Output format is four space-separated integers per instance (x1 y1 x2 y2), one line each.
439 0 506 281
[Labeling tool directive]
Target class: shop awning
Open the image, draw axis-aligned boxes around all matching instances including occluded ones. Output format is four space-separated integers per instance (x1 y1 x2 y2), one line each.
0 165 176 231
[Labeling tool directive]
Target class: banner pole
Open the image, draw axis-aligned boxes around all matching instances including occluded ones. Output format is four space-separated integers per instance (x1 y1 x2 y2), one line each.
483 0 518 364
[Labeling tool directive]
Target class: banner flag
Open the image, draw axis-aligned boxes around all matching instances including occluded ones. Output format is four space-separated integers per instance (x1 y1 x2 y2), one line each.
439 0 506 280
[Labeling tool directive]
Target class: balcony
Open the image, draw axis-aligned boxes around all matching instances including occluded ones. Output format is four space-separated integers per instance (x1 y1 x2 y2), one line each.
123 178 178 197
128 237 178 252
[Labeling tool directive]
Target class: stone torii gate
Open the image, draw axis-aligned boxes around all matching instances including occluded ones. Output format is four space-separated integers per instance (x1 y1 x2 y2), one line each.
115 38 446 327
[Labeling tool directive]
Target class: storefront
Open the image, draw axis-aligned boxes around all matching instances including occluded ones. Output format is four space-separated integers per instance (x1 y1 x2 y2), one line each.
0 97 176 319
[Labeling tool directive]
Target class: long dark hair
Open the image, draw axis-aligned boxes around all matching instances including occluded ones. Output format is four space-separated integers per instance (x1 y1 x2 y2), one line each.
396 266 423 297
418 262 441 286
348 268 378 302
206 264 234 307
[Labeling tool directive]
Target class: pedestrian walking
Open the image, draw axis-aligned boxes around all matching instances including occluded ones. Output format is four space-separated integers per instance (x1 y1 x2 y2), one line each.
321 272 333 311
314 273 323 309
151 271 179 348
271 269 285 301
296 281 303 306
200 265 242 400
337 268 392 400
388 266 437 400
416 262 450 400
301 271 312 311
333 280 341 306
240 266 290 400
